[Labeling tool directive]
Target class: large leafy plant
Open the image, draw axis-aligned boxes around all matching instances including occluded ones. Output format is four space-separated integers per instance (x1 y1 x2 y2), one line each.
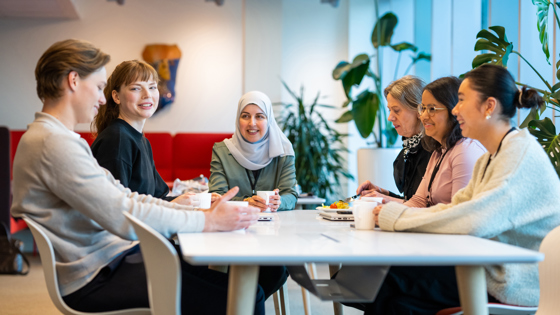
470 0 560 176
275 82 353 202
332 6 431 147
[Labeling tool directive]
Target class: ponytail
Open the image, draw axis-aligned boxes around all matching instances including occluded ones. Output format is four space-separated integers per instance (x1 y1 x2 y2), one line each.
513 86 544 111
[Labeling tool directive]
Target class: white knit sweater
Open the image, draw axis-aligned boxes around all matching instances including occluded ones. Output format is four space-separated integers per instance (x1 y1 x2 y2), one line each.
379 129 560 306
11 113 205 296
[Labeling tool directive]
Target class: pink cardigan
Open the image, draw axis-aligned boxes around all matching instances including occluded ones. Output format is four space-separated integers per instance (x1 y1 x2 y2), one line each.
405 138 486 207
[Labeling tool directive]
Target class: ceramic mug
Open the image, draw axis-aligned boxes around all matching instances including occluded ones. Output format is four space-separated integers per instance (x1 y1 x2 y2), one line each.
256 191 275 205
352 199 381 230
196 193 212 209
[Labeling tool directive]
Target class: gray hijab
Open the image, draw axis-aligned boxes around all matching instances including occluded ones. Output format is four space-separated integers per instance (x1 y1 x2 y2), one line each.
224 91 294 171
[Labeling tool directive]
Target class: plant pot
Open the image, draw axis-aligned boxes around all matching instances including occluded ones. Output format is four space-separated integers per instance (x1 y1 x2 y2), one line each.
357 148 401 196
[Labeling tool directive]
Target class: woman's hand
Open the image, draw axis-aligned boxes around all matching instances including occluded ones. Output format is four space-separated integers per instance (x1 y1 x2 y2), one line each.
204 187 260 232
267 189 281 212
245 189 281 212
359 191 404 204
210 193 221 204
356 180 388 196
373 205 383 227
244 196 268 212
170 192 198 206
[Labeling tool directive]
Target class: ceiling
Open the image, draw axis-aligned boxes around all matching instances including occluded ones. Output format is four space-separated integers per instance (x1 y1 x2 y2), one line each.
0 0 79 19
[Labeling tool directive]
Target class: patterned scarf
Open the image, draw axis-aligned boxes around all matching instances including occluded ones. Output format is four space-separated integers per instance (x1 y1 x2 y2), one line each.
402 131 423 159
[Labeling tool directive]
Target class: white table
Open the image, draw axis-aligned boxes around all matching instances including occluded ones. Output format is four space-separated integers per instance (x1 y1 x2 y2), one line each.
178 210 543 315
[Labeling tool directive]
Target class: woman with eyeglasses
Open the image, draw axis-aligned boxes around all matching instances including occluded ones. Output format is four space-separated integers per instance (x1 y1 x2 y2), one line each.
359 76 485 207
361 64 560 315
404 76 486 207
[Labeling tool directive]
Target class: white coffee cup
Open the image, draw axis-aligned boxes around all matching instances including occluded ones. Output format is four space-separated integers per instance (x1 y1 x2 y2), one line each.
352 200 379 230
196 193 212 209
226 201 249 207
256 191 275 205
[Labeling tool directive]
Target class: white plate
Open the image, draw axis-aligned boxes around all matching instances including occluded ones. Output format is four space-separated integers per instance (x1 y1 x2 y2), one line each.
316 206 353 212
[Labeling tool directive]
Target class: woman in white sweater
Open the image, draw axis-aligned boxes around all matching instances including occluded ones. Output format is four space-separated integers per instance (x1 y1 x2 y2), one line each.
356 64 560 314
11 39 264 314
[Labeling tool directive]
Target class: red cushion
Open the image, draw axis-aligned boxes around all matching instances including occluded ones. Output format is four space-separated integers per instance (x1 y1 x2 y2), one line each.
9 131 25 180
173 133 232 180
144 133 174 182
10 217 28 234
77 132 96 146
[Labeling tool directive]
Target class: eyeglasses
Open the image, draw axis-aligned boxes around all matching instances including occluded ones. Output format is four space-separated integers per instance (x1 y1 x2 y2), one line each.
417 104 447 116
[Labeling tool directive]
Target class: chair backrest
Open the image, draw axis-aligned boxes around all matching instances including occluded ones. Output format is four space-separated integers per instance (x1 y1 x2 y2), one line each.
22 215 77 315
0 126 10 229
123 211 182 315
536 224 560 314
23 215 150 315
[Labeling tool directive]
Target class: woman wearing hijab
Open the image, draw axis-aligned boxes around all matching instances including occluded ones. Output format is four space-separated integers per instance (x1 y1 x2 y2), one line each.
209 91 297 212
209 91 296 300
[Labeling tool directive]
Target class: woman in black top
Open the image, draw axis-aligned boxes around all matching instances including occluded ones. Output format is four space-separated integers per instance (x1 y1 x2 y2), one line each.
357 75 431 201
92 60 193 204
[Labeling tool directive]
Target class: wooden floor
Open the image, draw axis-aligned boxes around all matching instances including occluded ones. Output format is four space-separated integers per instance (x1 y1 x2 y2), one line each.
0 242 362 314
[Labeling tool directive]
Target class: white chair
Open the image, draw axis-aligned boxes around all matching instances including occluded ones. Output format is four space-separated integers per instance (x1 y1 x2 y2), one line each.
123 211 181 315
437 224 560 315
22 215 150 315
535 224 560 314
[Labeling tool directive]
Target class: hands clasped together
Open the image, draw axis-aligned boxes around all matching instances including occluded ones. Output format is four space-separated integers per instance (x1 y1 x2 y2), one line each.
244 189 281 212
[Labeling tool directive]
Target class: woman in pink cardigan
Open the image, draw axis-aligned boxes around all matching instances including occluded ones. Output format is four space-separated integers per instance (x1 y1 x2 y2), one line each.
359 76 485 207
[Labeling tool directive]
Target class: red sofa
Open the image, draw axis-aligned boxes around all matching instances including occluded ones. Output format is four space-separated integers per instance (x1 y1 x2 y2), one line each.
6 129 232 233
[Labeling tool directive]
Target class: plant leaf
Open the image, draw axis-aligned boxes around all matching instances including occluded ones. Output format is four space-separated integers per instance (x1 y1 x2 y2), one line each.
520 107 540 128
527 117 560 176
371 12 398 48
556 56 560 81
332 54 370 97
335 110 353 123
391 42 417 52
412 52 431 62
532 0 551 63
472 26 513 68
352 91 379 138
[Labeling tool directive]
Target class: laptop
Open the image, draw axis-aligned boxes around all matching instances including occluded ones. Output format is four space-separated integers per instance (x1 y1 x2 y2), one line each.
319 211 354 221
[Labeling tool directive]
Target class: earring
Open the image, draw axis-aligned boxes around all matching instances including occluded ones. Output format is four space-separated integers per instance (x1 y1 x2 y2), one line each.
486 114 491 120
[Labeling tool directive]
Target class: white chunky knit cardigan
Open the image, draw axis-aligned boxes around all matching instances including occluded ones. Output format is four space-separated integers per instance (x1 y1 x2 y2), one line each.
379 129 560 306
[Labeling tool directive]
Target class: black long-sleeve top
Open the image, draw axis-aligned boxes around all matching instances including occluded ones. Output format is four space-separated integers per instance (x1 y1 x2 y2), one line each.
91 119 171 200
388 140 431 201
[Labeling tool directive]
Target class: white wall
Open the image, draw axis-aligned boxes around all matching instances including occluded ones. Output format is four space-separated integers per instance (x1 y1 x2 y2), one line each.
0 0 244 133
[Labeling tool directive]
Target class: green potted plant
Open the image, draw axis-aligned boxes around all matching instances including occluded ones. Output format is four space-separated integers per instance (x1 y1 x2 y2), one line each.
469 0 559 177
275 82 353 203
332 5 431 147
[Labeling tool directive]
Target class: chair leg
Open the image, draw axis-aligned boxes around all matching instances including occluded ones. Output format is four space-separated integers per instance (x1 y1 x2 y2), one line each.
329 264 344 315
300 263 315 315
279 281 290 315
273 282 290 315
273 291 281 315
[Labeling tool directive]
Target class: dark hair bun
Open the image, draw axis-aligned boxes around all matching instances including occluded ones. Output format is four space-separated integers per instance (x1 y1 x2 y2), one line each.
514 86 544 110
